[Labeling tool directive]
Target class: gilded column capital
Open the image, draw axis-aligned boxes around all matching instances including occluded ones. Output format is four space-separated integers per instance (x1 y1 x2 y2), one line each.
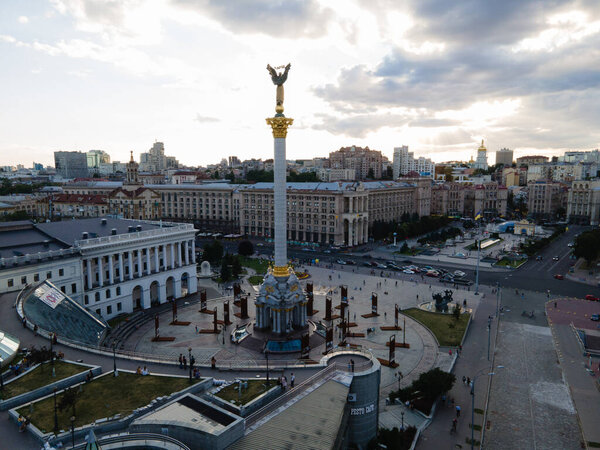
266 116 294 138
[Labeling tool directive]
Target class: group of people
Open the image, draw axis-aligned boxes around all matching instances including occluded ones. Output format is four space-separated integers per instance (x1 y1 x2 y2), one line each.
136 366 150 376
279 372 295 390
178 354 196 370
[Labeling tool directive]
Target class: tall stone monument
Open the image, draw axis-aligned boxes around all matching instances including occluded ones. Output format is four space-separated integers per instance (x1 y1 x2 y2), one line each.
255 64 307 335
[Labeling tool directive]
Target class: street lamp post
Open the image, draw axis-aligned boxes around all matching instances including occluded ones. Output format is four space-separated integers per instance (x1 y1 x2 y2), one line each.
50 333 56 378
471 366 503 450
188 347 192 382
265 350 270 383
70 416 75 448
474 238 481 295
495 282 500 317
112 340 118 377
487 316 492 361
53 387 58 434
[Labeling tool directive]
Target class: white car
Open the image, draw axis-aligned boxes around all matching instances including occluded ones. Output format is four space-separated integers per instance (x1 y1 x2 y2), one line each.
454 270 466 278
376 263 388 269
336 259 347 265
403 269 415 274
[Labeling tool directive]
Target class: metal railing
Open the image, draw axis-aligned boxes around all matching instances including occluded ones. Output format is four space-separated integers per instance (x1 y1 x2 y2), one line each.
0 247 78 268
72 432 190 450
75 222 194 247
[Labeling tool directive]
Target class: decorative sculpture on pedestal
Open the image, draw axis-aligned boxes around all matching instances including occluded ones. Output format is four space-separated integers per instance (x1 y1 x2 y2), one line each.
255 63 307 335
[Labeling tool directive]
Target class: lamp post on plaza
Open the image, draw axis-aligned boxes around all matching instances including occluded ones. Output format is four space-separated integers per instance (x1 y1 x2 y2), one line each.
53 387 58 434
70 416 76 448
393 232 397 247
112 340 118 377
188 347 192 382
474 238 481 295
471 366 504 450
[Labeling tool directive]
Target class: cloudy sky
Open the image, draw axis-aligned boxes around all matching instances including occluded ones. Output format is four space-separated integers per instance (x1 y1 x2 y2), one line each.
1 0 600 168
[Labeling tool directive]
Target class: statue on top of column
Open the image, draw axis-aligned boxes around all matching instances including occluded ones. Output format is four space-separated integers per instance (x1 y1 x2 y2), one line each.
267 63 291 114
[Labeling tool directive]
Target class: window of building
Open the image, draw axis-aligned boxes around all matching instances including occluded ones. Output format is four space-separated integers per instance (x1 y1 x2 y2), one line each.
116 286 121 295
47 271 52 279
60 286 66 293
96 308 101 316
107 305 112 315
71 283 77 293
34 273 40 282
8 279 14 287
84 295 89 305
59 268 64 276
21 276 27 284
106 289 111 299
95 292 100 302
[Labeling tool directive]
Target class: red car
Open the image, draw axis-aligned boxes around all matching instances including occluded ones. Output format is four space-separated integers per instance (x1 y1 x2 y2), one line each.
553 274 564 280
585 294 599 301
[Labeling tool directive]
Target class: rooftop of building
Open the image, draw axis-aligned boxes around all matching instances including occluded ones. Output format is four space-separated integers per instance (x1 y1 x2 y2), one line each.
52 193 107 204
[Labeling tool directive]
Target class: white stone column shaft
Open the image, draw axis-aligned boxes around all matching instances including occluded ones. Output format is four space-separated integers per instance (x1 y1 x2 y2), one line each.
184 241 189 265
97 256 104 286
274 137 287 267
170 244 175 269
108 254 114 284
191 241 196 264
154 246 159 272
128 251 134 280
118 253 124 282
146 248 151 275
137 250 143 277
178 242 183 267
162 245 167 270
86 259 92 289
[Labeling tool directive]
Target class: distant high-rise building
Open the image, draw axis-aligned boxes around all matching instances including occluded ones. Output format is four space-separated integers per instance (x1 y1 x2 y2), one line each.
329 145 387 180
393 145 434 179
228 156 242 168
33 162 44 171
86 150 111 170
139 141 179 172
474 140 488 170
54 151 89 178
495 148 513 166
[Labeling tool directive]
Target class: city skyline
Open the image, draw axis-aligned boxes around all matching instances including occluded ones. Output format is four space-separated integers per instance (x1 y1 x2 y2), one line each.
1 1 599 167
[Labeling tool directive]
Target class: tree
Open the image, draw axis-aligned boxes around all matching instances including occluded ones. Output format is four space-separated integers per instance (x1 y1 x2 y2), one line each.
452 304 461 321
232 256 242 278
412 368 456 400
58 386 80 416
220 257 232 282
574 230 600 265
202 240 223 264
238 240 254 256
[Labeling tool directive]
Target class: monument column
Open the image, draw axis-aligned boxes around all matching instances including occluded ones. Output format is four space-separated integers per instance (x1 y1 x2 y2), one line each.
267 115 294 275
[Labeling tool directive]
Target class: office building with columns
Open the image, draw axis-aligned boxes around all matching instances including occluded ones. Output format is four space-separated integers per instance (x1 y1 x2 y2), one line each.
0 217 197 320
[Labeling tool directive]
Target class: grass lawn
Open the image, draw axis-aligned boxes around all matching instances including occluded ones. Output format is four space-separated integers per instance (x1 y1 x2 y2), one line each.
239 256 270 275
17 372 198 432
107 313 131 328
495 258 526 268
248 275 264 285
402 308 470 347
2 361 86 400
215 379 277 405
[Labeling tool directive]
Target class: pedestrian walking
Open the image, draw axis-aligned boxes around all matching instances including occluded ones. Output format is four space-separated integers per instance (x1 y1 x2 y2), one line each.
183 356 187 370
179 354 183 369
466 377 470 386
462 375 466 385
456 405 461 417
290 373 295 388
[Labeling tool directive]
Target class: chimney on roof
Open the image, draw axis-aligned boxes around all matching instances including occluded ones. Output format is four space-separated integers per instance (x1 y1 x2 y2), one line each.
82 232 88 239
101 218 107 225
111 228 117 235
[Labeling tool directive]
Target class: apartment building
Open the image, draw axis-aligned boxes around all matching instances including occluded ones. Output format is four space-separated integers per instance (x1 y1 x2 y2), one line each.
431 183 465 216
464 182 508 219
329 146 388 180
527 181 568 220
567 180 600 225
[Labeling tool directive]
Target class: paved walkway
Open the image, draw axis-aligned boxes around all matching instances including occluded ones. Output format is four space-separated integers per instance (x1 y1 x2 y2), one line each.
549 308 600 446
416 284 498 449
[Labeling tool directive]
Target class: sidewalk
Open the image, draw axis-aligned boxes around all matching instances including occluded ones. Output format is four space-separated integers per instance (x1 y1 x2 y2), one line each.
416 285 499 449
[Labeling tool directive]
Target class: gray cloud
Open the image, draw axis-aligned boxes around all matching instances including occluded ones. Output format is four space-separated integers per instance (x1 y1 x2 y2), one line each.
313 1 600 147
171 0 333 38
195 114 220 123
312 112 409 138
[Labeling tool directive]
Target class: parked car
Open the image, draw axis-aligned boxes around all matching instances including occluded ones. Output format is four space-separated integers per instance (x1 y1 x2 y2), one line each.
454 270 466 278
585 294 599 301
568 242 574 248
441 273 455 282
535 255 542 261
376 263 388 269
403 269 415 274
323 249 332 254
591 314 600 321
336 259 347 265
346 260 356 265
454 278 473 286
425 271 439 277
363 261 372 267
552 256 559 261
554 274 564 280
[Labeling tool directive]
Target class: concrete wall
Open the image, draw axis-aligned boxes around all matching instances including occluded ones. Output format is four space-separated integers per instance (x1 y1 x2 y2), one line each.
206 380 282 417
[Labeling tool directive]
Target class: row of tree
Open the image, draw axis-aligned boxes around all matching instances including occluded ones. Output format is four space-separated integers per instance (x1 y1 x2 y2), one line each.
371 215 453 241
201 239 255 282
573 228 600 265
